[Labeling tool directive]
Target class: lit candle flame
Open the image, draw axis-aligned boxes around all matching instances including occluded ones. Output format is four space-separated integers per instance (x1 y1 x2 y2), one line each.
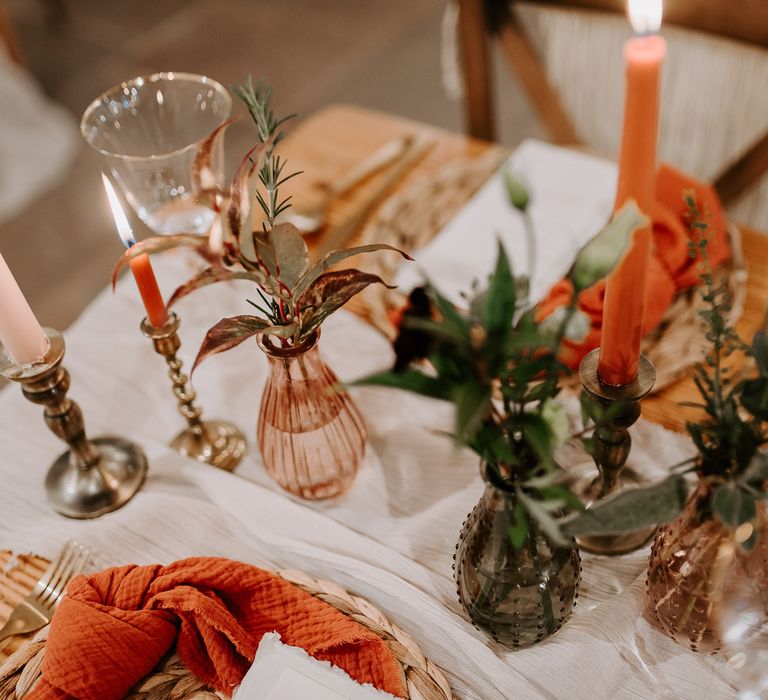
628 0 662 35
102 174 135 248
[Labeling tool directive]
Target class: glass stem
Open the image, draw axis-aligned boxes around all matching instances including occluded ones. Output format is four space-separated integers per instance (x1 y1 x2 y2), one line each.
468 493 509 617
528 516 556 634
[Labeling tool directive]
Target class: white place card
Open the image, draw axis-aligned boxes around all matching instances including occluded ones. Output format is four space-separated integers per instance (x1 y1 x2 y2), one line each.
233 633 399 700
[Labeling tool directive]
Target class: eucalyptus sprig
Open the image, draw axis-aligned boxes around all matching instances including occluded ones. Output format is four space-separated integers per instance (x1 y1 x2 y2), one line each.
564 194 768 543
112 78 411 368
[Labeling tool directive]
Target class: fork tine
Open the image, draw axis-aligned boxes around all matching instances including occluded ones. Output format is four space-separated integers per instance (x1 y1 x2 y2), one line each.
37 541 78 606
47 545 89 608
31 540 75 601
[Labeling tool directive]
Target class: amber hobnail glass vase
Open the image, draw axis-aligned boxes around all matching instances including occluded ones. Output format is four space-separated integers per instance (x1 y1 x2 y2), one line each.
454 462 581 649
257 331 366 500
646 480 768 653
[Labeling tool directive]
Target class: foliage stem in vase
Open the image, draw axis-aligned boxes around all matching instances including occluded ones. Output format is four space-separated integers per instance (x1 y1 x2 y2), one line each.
563 195 768 653
113 78 411 499
357 188 648 648
646 199 768 653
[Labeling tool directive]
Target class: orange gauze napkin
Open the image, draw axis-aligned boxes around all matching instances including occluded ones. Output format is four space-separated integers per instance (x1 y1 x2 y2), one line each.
26 557 407 700
537 165 731 368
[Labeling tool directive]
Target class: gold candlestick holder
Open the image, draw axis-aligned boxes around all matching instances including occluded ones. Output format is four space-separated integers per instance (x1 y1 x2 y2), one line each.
141 312 246 472
568 348 657 555
0 329 147 518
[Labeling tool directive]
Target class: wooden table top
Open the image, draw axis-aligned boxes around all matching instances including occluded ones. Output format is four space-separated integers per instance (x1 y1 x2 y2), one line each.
279 104 767 435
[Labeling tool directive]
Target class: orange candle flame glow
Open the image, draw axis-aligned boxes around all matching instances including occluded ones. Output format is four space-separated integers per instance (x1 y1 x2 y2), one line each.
103 175 169 328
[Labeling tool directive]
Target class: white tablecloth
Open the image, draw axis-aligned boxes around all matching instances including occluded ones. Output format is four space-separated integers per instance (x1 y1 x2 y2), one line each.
0 139 743 698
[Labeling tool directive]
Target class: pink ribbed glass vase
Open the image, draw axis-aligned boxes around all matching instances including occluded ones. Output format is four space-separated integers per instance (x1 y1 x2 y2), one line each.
257 331 366 500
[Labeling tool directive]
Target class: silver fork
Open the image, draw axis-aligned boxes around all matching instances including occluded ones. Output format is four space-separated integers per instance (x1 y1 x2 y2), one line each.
0 540 90 643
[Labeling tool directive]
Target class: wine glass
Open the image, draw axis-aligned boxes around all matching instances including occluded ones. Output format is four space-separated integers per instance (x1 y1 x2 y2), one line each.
80 72 231 235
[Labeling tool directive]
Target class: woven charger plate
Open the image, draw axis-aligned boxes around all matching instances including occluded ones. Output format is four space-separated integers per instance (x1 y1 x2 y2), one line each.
0 552 454 700
352 154 747 393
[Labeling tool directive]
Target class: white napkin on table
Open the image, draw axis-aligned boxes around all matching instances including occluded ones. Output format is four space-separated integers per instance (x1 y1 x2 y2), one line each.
394 139 618 304
234 633 398 700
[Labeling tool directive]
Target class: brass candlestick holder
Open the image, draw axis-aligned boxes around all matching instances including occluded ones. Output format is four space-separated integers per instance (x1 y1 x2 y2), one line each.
569 349 657 555
141 312 246 471
0 329 147 518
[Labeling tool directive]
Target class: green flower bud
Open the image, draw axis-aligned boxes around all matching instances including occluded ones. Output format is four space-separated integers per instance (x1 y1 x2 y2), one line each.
569 201 648 292
504 167 529 212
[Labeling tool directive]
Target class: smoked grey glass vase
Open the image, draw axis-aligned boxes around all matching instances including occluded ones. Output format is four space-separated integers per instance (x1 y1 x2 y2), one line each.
454 462 581 649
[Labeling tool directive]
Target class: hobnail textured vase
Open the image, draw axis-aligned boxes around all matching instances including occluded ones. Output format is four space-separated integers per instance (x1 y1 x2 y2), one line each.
454 462 581 649
646 480 768 653
257 331 366 500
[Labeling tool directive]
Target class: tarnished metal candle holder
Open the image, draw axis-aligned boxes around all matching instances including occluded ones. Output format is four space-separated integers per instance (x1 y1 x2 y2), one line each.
141 312 246 471
571 348 657 555
0 329 147 519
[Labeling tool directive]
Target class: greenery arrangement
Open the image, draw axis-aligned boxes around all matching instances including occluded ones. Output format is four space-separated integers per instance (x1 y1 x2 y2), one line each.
113 79 410 369
564 195 768 544
359 180 648 547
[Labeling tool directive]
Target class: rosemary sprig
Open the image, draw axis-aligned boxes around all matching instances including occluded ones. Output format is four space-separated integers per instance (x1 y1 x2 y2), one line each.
233 78 300 227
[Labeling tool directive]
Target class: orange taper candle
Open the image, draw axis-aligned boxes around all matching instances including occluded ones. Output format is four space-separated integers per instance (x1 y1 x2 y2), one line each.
103 175 169 328
598 0 666 386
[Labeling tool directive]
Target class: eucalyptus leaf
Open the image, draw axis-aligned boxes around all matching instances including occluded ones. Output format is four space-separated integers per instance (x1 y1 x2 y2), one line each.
517 490 567 547
712 482 757 528
568 201 648 292
741 453 768 489
739 377 768 420
560 474 689 536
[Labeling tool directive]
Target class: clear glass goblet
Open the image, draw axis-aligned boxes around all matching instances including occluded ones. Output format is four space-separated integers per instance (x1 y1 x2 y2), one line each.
80 72 231 235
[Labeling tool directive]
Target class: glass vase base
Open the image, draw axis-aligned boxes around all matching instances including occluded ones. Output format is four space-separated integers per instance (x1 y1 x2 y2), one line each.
171 420 246 472
565 460 656 555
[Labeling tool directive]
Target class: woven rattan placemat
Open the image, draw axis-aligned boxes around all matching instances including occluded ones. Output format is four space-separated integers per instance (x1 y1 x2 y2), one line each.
0 552 454 700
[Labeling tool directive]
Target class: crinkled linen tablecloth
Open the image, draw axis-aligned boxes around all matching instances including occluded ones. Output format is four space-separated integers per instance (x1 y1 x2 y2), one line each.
0 251 741 699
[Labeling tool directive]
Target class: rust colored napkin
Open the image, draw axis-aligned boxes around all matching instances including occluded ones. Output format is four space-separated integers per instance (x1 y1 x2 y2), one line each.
537 165 731 368
26 557 406 700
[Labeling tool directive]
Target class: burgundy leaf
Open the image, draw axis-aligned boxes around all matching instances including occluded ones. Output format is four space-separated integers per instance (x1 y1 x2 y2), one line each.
192 119 234 195
167 267 270 307
226 142 269 245
192 315 295 372
298 269 395 337
270 222 309 291
111 234 215 291
293 244 412 301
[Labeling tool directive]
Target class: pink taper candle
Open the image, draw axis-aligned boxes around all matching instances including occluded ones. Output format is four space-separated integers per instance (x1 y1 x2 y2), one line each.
0 251 48 364
598 0 666 386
